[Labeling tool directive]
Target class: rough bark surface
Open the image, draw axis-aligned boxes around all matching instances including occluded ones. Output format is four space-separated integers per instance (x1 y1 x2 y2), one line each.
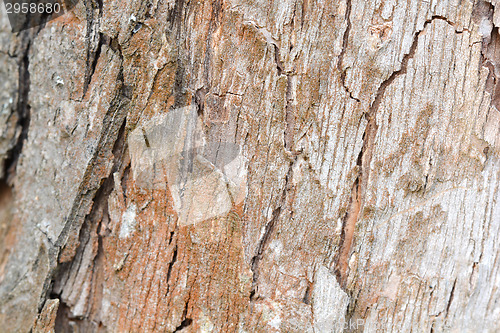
0 0 500 332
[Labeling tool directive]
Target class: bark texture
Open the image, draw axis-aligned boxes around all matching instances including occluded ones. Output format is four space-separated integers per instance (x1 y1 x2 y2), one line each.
0 0 500 332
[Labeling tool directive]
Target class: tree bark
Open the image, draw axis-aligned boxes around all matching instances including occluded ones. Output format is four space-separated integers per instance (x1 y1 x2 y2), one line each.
1 0 500 332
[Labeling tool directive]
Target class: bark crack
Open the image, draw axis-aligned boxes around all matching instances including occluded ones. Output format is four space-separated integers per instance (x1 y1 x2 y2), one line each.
334 15 457 289
284 74 297 151
445 278 457 316
49 116 128 329
337 0 360 102
250 160 294 300
164 245 178 296
83 33 105 97
272 44 297 152
274 44 284 76
38 61 130 324
82 0 104 98
173 317 193 332
173 279 193 331
2 26 42 181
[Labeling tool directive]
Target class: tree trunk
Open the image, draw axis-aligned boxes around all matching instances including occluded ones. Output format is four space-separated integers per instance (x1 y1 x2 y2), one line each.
1 0 500 331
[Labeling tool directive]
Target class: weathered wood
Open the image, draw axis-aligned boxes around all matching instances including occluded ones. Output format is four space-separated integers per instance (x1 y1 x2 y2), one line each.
0 0 499 331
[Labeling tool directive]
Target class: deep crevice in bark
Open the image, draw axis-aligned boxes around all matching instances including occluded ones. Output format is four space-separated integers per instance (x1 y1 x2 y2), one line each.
49 116 128 330
83 33 106 97
3 29 36 182
83 0 104 98
274 44 284 76
39 99 128 328
173 318 193 332
302 280 313 305
53 52 127 252
173 286 193 331
165 245 178 296
249 205 281 300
